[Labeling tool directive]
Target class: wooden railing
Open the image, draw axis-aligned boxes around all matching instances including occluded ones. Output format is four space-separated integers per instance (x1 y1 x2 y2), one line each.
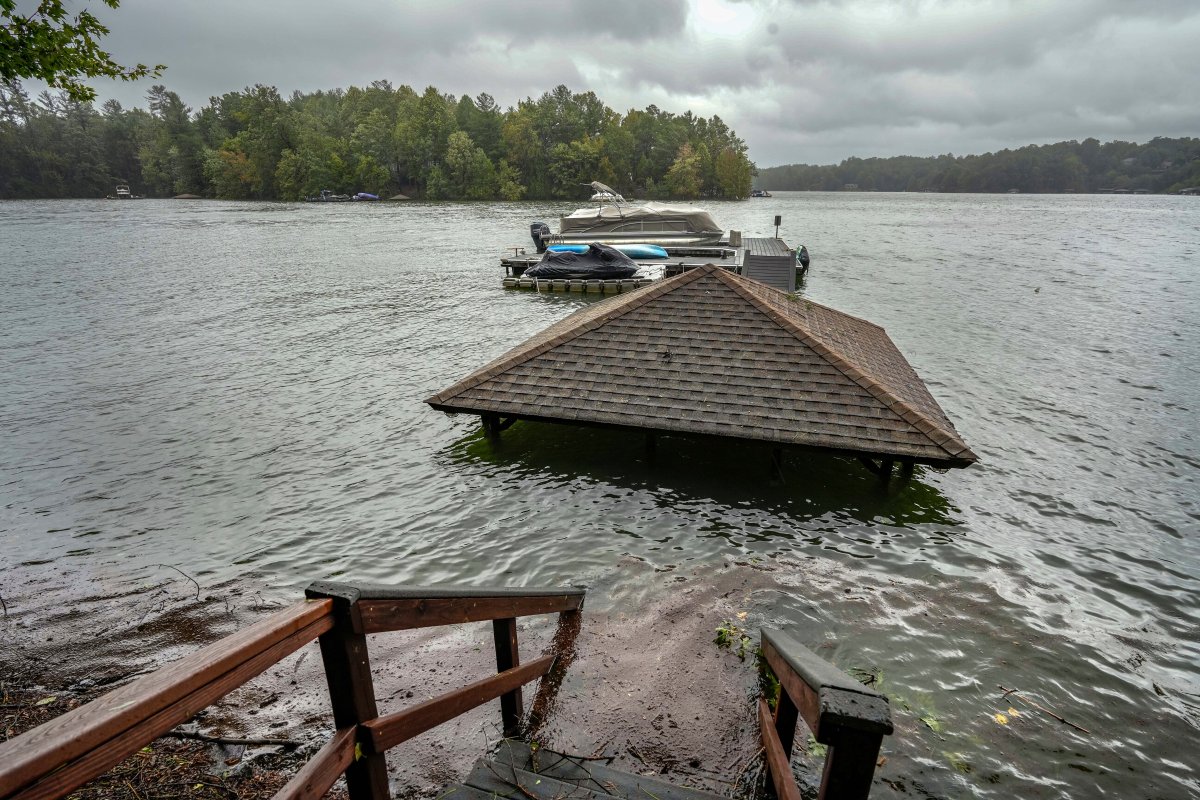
0 582 586 800
758 628 893 800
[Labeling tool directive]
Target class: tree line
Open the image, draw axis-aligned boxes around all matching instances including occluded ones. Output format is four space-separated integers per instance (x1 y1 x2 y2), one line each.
757 137 1200 194
0 80 756 201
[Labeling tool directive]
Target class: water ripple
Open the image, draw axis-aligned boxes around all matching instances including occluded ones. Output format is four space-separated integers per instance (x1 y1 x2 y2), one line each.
1 194 1197 798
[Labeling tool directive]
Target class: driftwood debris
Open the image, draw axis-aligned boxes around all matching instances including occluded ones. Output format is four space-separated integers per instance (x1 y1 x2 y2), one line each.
162 729 301 749
999 685 1091 734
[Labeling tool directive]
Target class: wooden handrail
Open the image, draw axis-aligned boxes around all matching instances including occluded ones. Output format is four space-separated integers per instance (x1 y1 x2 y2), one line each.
0 584 586 800
364 655 556 752
0 599 334 800
304 582 586 634
758 699 802 800
272 727 357 800
758 628 893 800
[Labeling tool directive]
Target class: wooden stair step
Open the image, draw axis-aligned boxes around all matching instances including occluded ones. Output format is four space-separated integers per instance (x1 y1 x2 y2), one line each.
434 783 501 800
493 740 726 800
464 756 618 800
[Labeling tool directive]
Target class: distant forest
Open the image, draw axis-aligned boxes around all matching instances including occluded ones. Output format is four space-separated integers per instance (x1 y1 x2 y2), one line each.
0 80 755 201
757 137 1200 194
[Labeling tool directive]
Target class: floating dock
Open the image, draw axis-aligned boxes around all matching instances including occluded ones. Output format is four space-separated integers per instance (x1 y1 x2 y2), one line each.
502 236 806 293
500 276 656 294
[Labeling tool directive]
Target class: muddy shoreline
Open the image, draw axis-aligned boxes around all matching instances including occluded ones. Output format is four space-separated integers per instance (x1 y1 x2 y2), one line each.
1 559 843 799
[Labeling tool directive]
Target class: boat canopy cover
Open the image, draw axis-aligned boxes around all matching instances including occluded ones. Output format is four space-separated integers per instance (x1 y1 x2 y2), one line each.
560 201 723 234
523 242 639 279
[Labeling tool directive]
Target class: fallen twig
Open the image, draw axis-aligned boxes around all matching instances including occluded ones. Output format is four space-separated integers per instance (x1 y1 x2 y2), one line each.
563 752 615 762
485 757 541 800
589 735 615 760
628 743 655 772
161 729 300 748
999 685 1090 734
153 564 201 601
730 746 764 792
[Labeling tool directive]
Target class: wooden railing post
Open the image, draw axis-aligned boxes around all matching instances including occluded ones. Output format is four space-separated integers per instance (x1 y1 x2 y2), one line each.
306 584 390 800
759 628 893 800
492 617 522 736
818 728 886 800
774 688 799 758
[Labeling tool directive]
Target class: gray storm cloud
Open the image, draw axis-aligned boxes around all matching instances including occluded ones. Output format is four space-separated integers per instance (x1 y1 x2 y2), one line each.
68 0 1199 166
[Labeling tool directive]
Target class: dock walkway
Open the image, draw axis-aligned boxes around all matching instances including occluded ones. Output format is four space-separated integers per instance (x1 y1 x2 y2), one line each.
501 238 803 293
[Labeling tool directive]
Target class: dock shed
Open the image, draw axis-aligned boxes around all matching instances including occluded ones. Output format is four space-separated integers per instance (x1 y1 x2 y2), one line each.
742 236 798 292
427 265 976 469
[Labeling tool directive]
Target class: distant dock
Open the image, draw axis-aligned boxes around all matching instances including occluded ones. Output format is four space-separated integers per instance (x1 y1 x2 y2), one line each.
501 236 807 293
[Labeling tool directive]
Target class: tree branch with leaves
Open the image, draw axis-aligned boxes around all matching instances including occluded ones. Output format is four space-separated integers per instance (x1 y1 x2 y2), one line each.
0 0 164 102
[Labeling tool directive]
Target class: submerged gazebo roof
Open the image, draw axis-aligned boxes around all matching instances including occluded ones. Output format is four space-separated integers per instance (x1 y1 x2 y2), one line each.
427 265 977 467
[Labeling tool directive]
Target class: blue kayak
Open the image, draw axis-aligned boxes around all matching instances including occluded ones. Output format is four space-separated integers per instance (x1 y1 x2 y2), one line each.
547 243 669 259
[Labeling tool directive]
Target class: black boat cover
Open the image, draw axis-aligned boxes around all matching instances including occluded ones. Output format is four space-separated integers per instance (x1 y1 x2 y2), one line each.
524 242 639 279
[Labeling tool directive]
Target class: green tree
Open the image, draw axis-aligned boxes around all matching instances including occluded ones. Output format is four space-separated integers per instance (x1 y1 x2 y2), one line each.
274 147 305 200
547 137 601 198
715 146 751 198
664 142 702 198
1 0 164 102
455 92 502 161
140 85 203 195
500 109 543 195
443 130 495 199
394 86 456 193
495 159 525 200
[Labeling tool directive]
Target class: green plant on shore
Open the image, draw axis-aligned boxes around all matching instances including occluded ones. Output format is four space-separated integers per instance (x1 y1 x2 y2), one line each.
805 733 828 759
755 647 781 712
714 620 753 661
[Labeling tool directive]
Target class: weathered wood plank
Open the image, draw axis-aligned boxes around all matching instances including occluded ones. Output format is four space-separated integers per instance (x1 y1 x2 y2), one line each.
271 727 357 800
315 594 389 799
493 740 726 800
761 635 823 737
817 728 886 800
761 628 892 739
759 698 802 800
358 595 584 633
431 785 501 800
464 759 612 800
492 618 522 736
364 655 554 752
6 615 332 800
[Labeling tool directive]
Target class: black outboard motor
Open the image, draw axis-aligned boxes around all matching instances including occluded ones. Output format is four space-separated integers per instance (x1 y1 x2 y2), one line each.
797 245 810 269
530 222 551 253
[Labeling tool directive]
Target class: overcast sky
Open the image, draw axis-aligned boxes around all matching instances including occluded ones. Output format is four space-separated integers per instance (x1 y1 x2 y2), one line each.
60 0 1200 166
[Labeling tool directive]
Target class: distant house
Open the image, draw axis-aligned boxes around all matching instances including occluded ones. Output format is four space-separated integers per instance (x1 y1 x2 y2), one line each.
843 183 859 190
1121 157 1137 166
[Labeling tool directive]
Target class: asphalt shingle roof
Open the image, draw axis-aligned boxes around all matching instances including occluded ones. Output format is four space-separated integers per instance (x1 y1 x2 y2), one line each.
427 265 977 466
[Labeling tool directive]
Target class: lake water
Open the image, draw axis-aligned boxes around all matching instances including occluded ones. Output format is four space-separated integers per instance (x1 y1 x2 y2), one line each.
0 193 1197 798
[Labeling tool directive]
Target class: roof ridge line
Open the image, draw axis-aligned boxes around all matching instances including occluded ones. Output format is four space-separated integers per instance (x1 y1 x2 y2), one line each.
713 270 976 461
427 268 712 406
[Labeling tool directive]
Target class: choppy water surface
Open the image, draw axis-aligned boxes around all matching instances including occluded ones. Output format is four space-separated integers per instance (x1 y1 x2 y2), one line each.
1 194 1197 797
